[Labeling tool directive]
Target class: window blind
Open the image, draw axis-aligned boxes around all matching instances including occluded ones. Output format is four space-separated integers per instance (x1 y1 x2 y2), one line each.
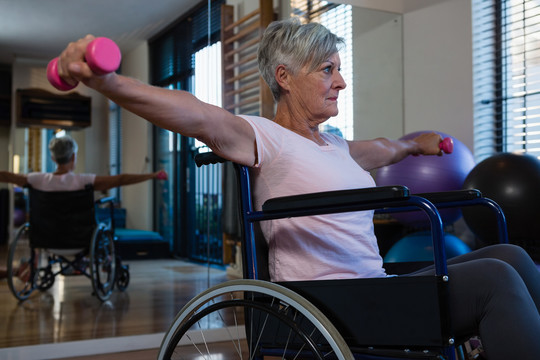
473 0 540 161
149 0 224 89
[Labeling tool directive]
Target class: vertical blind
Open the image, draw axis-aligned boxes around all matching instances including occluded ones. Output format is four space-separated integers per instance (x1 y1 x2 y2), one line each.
149 0 224 89
108 100 122 202
473 0 540 161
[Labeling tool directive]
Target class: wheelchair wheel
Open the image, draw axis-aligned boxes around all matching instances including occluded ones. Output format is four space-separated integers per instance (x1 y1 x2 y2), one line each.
90 225 116 302
7 224 38 301
158 279 353 360
115 263 130 292
36 266 55 291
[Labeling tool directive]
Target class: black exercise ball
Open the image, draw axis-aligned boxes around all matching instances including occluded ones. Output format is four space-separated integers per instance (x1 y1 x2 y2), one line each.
462 153 540 256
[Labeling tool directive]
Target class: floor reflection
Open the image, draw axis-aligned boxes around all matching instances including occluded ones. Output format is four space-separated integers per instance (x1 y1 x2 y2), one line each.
0 259 231 348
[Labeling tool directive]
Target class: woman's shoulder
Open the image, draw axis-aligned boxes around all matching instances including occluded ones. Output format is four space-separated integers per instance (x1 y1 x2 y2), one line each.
27 172 48 180
321 131 348 148
238 115 280 130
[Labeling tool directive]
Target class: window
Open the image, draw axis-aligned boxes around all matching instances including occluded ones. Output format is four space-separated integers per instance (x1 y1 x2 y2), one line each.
473 0 540 161
291 0 353 139
108 100 122 202
194 41 222 149
149 0 224 262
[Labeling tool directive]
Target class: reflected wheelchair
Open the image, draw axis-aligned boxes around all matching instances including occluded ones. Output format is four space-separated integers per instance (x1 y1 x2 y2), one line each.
158 152 508 360
7 186 130 302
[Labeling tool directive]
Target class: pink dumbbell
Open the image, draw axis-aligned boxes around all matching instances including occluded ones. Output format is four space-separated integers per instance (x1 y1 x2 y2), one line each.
439 137 454 154
47 37 121 91
156 170 168 180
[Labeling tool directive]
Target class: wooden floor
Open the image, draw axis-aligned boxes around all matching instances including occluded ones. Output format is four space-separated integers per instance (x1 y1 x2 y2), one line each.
0 242 234 358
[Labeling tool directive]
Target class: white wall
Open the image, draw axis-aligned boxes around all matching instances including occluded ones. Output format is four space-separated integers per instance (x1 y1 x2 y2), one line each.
402 0 473 149
119 42 154 230
339 0 474 151
352 7 403 141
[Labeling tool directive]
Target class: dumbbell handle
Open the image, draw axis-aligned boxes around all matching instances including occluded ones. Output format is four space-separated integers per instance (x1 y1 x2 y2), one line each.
46 37 121 91
439 137 454 154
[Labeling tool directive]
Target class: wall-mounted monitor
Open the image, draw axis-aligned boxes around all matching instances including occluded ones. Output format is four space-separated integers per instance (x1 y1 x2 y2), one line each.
16 88 91 129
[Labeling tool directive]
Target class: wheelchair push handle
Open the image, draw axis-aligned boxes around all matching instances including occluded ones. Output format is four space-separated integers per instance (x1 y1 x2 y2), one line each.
194 152 227 167
47 37 121 91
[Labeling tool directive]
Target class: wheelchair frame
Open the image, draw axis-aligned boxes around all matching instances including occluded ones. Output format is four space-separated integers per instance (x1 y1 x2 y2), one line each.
158 152 508 360
6 186 130 302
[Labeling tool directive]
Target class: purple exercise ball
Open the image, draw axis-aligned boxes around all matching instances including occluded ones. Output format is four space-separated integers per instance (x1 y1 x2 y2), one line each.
375 131 475 227
13 209 25 227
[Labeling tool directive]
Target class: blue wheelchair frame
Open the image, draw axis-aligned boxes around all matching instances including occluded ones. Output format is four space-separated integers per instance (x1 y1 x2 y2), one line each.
191 152 508 360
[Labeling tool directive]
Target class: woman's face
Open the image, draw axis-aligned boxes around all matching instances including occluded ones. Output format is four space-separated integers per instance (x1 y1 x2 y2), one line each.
288 52 346 122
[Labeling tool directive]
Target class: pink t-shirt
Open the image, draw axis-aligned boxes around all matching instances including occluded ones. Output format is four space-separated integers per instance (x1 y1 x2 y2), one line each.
240 115 387 282
27 172 96 191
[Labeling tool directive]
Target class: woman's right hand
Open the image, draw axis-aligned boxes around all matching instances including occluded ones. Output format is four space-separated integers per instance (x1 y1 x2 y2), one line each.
155 170 168 180
56 34 116 90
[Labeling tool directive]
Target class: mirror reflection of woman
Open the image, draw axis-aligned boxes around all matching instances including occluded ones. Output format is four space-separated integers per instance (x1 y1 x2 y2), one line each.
0 135 167 280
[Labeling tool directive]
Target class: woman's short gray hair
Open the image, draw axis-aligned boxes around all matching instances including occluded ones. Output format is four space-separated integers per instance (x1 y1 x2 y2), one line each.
257 18 344 101
49 135 78 165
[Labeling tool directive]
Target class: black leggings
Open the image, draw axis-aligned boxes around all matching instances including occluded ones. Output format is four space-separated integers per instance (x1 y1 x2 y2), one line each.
408 244 540 360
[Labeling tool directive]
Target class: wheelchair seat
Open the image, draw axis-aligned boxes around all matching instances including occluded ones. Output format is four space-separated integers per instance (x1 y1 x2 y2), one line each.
7 186 130 302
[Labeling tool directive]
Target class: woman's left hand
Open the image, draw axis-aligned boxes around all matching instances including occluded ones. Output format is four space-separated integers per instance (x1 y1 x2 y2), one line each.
412 132 444 156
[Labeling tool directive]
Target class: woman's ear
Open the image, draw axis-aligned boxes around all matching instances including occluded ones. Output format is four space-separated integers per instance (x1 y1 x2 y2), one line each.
69 153 76 167
275 64 290 91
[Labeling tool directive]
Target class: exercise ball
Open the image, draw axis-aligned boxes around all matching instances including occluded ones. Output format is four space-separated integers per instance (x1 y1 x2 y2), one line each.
384 231 471 263
13 209 25 227
376 131 475 227
462 153 540 250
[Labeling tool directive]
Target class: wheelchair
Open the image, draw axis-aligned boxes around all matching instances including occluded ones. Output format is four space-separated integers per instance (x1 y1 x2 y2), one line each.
158 152 508 360
7 185 130 302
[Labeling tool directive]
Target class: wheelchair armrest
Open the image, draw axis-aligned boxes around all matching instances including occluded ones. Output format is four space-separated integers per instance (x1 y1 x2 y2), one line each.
95 196 116 231
262 186 410 213
415 189 482 203
195 152 227 167
96 196 116 205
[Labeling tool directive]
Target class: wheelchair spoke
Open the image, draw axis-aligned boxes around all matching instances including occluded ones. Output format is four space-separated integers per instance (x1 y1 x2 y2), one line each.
90 228 116 302
176 333 206 360
8 225 41 301
159 281 353 360
213 300 244 359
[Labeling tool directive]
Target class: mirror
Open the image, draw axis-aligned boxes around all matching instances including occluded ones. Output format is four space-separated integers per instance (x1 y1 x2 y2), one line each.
0 0 410 357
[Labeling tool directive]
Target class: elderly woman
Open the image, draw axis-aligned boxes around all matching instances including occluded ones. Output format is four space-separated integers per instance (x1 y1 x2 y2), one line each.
55 18 540 359
0 135 166 191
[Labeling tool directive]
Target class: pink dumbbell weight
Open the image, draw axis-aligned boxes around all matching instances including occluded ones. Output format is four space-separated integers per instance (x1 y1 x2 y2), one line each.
439 137 454 154
47 37 121 91
156 170 168 180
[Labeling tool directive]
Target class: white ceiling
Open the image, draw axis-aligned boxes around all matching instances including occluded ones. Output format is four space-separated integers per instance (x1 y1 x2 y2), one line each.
340 0 448 14
0 0 200 64
0 0 448 65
